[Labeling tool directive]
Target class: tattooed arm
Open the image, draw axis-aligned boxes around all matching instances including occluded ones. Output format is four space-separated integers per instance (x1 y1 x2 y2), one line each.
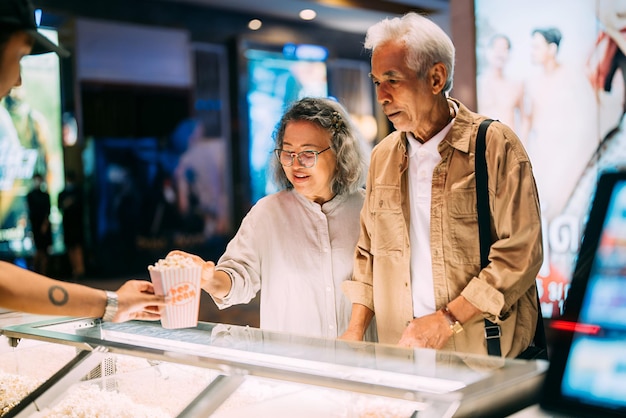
0 261 166 322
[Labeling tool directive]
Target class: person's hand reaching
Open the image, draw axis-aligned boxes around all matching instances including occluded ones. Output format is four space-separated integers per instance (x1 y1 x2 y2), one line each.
166 250 218 295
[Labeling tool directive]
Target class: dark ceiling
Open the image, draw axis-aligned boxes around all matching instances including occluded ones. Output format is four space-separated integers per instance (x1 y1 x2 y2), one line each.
160 0 451 34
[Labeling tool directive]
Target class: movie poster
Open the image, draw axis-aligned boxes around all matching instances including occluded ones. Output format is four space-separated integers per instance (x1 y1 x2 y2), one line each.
475 0 626 317
0 29 64 258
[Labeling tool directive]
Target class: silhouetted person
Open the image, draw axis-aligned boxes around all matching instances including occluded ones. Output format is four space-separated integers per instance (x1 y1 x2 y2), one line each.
26 173 51 274
58 170 85 279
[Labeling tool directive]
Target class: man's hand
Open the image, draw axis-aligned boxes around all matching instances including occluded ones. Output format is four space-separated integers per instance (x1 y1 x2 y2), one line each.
397 310 453 349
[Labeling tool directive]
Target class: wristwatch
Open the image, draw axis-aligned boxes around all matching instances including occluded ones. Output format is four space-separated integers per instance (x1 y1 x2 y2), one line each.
441 306 463 334
102 291 119 322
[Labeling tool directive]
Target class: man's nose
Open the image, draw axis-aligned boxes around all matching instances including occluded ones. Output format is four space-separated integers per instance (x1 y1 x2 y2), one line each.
376 85 391 105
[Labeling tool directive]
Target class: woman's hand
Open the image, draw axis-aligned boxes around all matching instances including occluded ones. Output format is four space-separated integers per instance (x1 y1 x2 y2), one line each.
338 329 364 342
166 250 217 294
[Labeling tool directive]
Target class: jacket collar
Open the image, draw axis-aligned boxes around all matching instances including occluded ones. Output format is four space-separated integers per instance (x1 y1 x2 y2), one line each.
393 98 476 156
441 98 475 154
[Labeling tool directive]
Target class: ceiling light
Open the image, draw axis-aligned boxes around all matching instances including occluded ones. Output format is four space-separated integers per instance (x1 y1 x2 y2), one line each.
248 19 262 30
299 9 317 20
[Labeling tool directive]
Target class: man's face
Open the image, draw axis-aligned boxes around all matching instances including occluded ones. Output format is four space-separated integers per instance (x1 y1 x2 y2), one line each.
487 37 510 70
370 41 436 136
0 31 32 99
530 33 553 66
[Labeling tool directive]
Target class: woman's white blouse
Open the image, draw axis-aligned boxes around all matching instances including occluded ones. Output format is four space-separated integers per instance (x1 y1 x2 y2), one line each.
215 189 374 340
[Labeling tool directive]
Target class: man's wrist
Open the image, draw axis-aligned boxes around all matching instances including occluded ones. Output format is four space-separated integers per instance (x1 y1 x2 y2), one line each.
441 306 463 334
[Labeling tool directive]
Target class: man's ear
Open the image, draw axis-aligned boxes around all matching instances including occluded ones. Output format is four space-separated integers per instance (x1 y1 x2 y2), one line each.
429 62 448 95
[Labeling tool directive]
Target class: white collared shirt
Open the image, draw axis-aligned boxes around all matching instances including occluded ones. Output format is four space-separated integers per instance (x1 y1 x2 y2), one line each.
407 118 454 318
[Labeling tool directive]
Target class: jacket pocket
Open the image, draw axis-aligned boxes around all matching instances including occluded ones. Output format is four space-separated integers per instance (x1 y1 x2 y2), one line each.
446 189 481 265
370 186 404 255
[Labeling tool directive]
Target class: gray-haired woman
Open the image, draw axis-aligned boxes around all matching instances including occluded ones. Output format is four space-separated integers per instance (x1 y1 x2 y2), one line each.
170 97 376 340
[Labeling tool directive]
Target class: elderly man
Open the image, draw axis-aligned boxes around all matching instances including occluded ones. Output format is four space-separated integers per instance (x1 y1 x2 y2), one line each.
341 12 543 357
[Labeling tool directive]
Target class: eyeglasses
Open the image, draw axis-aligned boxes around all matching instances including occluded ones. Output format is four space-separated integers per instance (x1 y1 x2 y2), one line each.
274 147 331 168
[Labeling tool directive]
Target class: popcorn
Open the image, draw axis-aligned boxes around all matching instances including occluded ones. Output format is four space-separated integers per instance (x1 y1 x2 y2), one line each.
148 253 197 271
148 254 202 329
0 372 44 417
30 384 170 418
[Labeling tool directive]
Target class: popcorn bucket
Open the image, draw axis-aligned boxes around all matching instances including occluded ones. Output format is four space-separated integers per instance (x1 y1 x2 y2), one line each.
148 265 202 329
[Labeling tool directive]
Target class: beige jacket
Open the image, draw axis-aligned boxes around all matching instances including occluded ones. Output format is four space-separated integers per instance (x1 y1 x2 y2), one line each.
343 99 543 357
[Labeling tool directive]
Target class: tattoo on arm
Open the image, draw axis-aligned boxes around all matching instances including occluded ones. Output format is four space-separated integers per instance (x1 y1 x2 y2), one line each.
48 285 69 306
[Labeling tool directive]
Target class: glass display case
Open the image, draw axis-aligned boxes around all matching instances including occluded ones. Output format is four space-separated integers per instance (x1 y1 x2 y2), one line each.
0 316 548 417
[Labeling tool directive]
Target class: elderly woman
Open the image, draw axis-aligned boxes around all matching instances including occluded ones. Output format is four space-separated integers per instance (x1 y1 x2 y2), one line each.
171 97 375 340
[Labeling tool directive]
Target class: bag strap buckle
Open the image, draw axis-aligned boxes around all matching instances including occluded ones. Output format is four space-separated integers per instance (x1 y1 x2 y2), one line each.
484 324 501 340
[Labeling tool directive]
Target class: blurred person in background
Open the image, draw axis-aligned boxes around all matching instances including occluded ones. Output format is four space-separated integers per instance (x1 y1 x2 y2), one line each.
173 119 230 238
58 170 85 279
477 34 524 133
26 172 51 275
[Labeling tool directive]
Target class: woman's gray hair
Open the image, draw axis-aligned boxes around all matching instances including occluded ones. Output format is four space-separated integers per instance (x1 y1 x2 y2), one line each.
364 12 455 94
272 97 366 195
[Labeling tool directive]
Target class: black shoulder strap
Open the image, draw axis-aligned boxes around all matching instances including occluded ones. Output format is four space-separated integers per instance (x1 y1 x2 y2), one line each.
475 119 546 357
475 120 502 356
476 120 492 270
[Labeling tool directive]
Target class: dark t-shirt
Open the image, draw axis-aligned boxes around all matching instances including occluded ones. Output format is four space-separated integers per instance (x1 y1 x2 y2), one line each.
58 185 84 246
26 188 52 249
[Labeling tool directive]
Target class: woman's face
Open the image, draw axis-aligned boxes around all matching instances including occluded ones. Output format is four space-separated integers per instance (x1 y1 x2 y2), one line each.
280 120 337 204
0 31 32 99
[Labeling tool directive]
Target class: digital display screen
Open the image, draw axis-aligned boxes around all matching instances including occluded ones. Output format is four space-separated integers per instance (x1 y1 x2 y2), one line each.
560 179 626 410
245 47 328 203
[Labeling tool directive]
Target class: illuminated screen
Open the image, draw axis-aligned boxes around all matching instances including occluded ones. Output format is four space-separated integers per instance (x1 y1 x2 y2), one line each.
561 179 626 410
475 0 626 318
245 47 328 203
0 28 64 258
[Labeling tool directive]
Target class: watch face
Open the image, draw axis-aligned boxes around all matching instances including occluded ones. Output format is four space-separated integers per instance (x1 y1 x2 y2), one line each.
451 322 464 334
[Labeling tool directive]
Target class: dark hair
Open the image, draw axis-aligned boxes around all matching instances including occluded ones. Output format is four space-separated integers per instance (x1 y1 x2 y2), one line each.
0 29 18 54
533 27 562 49
272 97 366 195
